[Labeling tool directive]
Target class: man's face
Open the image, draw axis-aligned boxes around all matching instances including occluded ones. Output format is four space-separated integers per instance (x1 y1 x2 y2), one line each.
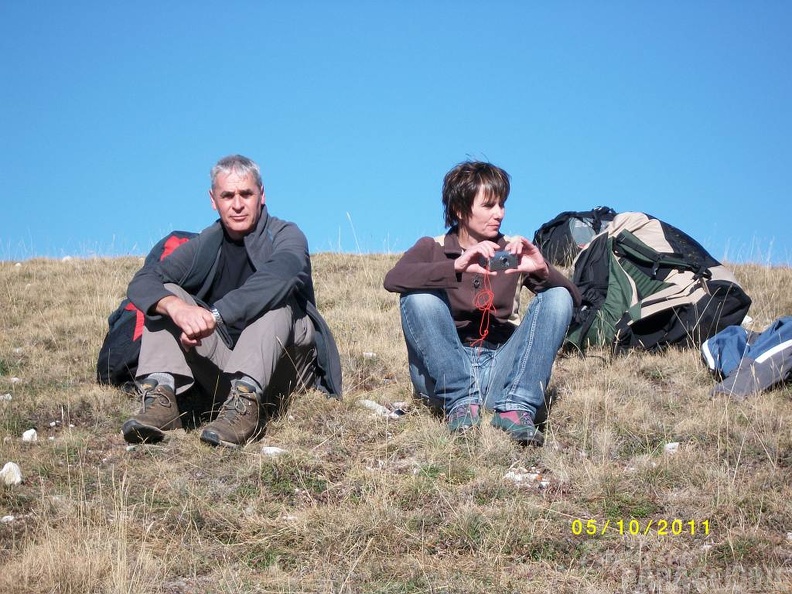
209 171 265 240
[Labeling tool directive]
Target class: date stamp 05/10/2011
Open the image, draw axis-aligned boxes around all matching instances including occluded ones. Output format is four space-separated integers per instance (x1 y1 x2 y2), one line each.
571 518 710 537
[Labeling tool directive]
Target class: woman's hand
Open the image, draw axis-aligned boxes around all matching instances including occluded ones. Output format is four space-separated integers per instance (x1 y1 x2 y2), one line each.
503 236 549 278
454 240 500 275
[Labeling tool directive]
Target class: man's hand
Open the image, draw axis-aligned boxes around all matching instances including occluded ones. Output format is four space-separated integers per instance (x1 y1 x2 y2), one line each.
154 295 216 350
503 236 549 278
454 240 500 275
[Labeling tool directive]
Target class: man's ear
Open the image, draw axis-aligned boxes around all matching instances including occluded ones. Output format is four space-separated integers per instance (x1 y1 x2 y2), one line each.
260 185 266 206
209 189 218 212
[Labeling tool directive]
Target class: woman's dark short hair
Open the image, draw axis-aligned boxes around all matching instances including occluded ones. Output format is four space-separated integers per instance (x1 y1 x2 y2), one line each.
442 161 511 228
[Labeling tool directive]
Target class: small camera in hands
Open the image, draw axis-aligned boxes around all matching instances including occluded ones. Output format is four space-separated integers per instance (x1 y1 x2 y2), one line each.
481 250 518 271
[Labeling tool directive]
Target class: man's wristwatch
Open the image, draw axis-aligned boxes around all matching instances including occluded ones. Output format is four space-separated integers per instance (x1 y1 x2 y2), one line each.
209 306 233 347
210 307 224 327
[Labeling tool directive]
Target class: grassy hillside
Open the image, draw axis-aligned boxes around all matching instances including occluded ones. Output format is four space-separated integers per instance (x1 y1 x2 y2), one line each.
0 255 790 593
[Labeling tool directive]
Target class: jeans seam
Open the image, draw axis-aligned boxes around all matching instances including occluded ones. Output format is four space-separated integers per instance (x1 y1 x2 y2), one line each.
505 293 543 406
468 347 489 408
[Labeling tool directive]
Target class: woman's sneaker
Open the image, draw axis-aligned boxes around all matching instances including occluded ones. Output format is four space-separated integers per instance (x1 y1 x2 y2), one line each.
447 403 481 433
491 410 544 446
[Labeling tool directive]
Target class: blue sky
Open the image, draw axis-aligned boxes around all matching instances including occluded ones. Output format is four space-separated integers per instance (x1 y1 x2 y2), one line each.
2 1 790 265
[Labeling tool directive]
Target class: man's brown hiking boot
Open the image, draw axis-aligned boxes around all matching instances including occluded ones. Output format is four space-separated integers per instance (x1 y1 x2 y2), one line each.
122 380 182 444
200 379 263 448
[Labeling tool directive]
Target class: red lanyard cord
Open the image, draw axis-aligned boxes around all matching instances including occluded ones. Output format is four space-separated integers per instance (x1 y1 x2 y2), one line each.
470 268 495 350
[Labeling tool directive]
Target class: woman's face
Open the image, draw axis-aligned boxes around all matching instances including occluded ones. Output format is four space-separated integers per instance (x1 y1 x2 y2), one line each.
458 189 505 243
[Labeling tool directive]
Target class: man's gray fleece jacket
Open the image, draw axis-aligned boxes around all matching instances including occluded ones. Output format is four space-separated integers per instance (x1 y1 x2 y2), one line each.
127 205 342 397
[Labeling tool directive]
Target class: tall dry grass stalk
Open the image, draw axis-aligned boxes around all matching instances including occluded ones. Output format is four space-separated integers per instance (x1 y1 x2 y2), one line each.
0 255 790 593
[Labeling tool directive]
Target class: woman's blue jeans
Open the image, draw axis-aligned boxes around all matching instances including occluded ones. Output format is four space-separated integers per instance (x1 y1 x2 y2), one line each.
399 287 572 419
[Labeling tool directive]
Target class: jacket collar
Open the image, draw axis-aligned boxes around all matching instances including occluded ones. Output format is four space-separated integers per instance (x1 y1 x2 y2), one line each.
215 203 270 243
443 226 506 255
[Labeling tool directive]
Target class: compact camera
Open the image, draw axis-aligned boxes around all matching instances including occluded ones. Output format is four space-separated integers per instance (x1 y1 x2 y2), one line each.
481 250 519 271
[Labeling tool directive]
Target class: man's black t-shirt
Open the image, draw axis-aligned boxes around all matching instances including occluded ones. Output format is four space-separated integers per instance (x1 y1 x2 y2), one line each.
206 231 255 343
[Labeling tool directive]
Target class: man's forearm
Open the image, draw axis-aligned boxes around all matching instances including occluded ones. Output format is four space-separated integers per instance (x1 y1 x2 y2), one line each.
153 294 183 317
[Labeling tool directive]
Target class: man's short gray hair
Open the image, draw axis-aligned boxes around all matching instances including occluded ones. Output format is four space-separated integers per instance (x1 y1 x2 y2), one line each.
210 154 263 189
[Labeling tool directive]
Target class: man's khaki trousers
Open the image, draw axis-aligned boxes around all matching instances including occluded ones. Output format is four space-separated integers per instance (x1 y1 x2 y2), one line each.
137 284 316 410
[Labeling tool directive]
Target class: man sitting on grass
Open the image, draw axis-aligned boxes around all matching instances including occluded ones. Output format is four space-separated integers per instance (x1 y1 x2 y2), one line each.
122 154 342 447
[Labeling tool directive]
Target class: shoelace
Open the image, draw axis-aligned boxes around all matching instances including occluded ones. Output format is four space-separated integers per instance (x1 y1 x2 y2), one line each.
496 410 534 427
218 390 255 425
512 411 534 425
449 405 479 422
141 386 172 412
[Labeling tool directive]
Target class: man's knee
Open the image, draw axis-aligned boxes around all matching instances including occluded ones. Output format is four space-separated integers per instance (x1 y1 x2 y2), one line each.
243 303 297 337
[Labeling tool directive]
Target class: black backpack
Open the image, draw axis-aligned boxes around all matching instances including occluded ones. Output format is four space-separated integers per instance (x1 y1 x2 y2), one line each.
96 230 197 386
533 206 618 266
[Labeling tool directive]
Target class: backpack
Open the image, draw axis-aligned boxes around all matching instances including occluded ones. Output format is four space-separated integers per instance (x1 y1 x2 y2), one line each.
701 316 792 399
565 212 752 354
533 206 618 266
96 230 197 386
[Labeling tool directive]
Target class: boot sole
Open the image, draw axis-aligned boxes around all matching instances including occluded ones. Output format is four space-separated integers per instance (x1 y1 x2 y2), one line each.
199 430 242 449
516 431 545 447
122 419 166 444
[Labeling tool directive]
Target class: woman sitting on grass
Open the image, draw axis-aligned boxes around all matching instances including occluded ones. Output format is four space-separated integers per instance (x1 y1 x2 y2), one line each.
383 161 581 445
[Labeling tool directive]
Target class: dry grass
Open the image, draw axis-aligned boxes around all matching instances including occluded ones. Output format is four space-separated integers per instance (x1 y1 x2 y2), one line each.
0 254 790 593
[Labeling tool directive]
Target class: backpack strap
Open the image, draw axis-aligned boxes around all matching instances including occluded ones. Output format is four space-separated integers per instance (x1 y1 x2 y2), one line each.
613 230 712 280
